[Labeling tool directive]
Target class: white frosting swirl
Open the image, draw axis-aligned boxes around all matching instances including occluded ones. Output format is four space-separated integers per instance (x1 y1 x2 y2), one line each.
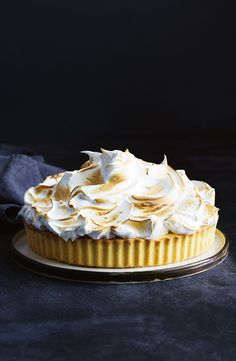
20 149 219 240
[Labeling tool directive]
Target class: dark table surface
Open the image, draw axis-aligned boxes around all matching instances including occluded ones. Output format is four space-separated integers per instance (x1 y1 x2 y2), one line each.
1 138 236 361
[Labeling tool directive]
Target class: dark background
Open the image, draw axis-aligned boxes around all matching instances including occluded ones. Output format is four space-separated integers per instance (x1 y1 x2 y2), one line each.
1 0 236 153
1 3 236 361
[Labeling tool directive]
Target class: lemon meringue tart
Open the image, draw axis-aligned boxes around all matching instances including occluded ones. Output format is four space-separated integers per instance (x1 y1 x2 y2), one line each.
20 149 219 268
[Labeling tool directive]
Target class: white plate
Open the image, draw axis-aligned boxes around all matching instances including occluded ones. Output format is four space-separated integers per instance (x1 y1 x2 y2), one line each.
11 229 228 283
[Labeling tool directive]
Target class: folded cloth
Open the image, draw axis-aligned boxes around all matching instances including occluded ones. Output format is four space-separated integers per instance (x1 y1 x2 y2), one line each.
0 144 63 223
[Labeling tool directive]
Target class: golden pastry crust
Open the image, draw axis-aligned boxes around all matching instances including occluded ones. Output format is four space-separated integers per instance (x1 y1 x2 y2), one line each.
24 223 216 268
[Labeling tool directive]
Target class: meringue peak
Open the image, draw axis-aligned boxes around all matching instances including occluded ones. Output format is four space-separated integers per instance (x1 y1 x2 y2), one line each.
20 149 219 241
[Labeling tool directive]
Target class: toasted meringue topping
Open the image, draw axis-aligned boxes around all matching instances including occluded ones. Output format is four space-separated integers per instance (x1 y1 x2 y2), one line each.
20 149 219 240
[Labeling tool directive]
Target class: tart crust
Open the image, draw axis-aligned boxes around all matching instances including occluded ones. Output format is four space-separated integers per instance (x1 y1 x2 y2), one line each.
24 223 216 268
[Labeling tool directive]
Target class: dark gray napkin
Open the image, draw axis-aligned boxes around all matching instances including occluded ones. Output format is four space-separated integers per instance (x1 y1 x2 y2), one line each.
0 144 63 223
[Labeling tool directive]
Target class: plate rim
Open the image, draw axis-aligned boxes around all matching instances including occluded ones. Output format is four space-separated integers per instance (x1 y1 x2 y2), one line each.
10 228 229 283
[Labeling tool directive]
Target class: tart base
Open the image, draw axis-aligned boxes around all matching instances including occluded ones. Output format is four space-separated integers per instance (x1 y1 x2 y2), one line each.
24 223 216 268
